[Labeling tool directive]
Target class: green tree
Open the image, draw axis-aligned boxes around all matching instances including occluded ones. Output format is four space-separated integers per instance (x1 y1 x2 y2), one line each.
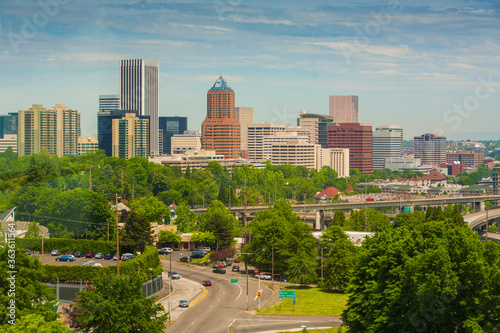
174 201 196 232
190 231 216 245
198 200 239 249
392 211 426 229
121 212 154 253
74 272 167 332
46 222 75 238
2 313 66 333
342 221 500 332
286 248 317 286
158 229 181 244
24 222 41 239
0 247 58 324
320 225 357 290
332 210 346 227
129 195 168 223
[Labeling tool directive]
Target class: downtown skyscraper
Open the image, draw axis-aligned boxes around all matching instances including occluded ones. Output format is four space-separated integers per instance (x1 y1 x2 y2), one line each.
120 59 159 156
201 76 241 159
329 95 359 123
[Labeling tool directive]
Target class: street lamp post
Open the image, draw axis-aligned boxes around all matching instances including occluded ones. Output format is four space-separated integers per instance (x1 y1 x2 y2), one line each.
240 252 257 310
321 246 327 283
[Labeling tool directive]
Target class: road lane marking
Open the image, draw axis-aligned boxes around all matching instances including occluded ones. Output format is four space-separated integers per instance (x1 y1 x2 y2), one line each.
228 318 237 328
189 286 208 307
235 281 242 301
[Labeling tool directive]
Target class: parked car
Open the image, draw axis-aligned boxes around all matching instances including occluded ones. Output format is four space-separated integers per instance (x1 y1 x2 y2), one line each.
67 251 74 256
213 267 226 274
232 265 240 272
55 255 75 262
221 261 231 267
74 251 84 257
112 254 118 260
158 248 173 255
84 251 95 258
190 252 205 259
169 271 180 279
51 250 61 256
24 249 31 255
201 247 211 252
94 253 104 259
203 280 212 286
234 257 239 263
180 256 192 263
179 299 189 308
212 262 220 269
82 261 102 267
121 253 135 261
104 254 112 260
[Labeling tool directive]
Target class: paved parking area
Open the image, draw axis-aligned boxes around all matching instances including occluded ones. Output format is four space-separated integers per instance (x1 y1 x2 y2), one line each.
34 253 118 267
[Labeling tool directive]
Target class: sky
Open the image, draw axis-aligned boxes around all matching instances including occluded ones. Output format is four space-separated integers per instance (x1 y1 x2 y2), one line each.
0 0 499 140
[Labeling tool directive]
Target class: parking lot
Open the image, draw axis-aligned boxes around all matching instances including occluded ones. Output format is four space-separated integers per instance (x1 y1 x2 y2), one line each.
34 253 119 267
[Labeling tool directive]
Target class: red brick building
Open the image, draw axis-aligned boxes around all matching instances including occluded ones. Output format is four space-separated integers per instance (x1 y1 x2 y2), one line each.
201 76 241 159
446 151 483 168
328 123 372 174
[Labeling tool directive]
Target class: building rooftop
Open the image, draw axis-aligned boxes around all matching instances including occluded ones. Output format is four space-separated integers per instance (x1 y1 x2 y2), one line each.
209 76 233 92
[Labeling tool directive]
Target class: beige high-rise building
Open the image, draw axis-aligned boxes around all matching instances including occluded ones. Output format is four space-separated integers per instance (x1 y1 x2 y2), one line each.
18 104 80 157
171 133 202 154
235 107 253 151
112 113 150 159
78 137 99 155
0 134 17 154
318 148 350 177
329 95 358 123
247 123 285 162
262 131 309 161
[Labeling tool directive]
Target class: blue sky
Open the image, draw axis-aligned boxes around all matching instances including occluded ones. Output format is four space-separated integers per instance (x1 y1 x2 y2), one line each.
0 0 499 139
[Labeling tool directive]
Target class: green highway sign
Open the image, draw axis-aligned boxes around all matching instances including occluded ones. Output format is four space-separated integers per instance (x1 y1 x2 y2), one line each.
231 279 238 283
279 290 296 299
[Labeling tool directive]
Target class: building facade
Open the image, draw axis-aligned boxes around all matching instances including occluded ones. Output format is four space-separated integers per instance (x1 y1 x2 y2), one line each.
318 148 350 177
372 125 403 171
158 116 188 155
18 104 80 157
201 76 241 159
99 95 120 112
120 59 159 156
262 131 309 161
0 134 17 154
78 137 99 155
271 141 318 169
235 107 253 152
328 123 372 174
171 133 202 154
414 133 446 165
0 113 18 139
446 151 483 168
247 123 286 162
298 111 336 148
112 113 150 159
329 95 358 123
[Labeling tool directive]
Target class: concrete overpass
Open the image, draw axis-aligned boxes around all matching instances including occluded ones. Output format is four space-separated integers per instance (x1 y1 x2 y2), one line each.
192 195 500 215
465 208 500 230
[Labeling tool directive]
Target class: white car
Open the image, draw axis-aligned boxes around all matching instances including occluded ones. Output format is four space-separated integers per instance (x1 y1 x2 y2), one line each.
51 250 61 256
255 273 272 280
82 261 102 267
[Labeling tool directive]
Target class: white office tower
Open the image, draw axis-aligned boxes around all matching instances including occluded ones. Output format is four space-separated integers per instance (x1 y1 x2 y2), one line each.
372 125 403 171
120 59 159 156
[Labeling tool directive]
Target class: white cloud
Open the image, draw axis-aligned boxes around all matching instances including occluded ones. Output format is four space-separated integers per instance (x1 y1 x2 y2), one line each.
225 14 293 25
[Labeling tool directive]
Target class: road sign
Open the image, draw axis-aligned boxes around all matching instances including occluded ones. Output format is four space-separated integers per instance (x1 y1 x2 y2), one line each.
279 298 282 303
230 279 238 283
254 269 258 274
279 290 296 299
293 298 296 305
257 292 262 297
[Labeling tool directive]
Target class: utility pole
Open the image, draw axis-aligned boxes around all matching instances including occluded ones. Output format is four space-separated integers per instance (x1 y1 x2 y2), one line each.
229 179 231 210
274 174 277 204
243 178 248 243
89 166 92 191
115 193 120 275
271 246 274 286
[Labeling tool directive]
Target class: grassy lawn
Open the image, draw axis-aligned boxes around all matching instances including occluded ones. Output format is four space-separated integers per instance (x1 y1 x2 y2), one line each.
258 286 348 316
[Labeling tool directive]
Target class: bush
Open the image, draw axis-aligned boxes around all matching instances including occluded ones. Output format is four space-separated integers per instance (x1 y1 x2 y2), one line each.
16 238 119 254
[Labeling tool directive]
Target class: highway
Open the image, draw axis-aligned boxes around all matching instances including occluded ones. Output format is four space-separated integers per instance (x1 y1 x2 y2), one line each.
162 253 341 333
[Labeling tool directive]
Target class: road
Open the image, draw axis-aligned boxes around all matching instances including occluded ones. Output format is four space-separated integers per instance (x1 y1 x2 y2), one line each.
163 252 341 333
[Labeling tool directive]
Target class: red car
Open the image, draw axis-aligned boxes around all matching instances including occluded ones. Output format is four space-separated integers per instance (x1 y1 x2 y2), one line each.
203 280 212 286
84 251 95 258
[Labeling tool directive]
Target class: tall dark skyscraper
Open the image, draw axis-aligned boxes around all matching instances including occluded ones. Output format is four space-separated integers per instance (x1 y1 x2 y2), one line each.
0 112 18 139
159 116 187 155
120 59 159 156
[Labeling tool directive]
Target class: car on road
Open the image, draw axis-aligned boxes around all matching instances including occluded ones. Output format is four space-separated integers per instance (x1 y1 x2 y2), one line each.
51 250 61 256
179 299 189 308
55 255 75 262
202 280 212 286
169 271 181 279
104 254 112 260
232 265 240 272
212 262 221 269
180 256 192 262
74 251 84 257
84 251 95 258
213 267 226 274
94 253 104 259
221 261 231 267
158 247 173 255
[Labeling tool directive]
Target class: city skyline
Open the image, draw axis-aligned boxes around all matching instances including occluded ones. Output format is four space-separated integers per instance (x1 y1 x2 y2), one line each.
0 0 499 140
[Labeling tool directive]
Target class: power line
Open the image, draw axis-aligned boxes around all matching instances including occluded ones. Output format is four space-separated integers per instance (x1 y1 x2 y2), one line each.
16 212 107 226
